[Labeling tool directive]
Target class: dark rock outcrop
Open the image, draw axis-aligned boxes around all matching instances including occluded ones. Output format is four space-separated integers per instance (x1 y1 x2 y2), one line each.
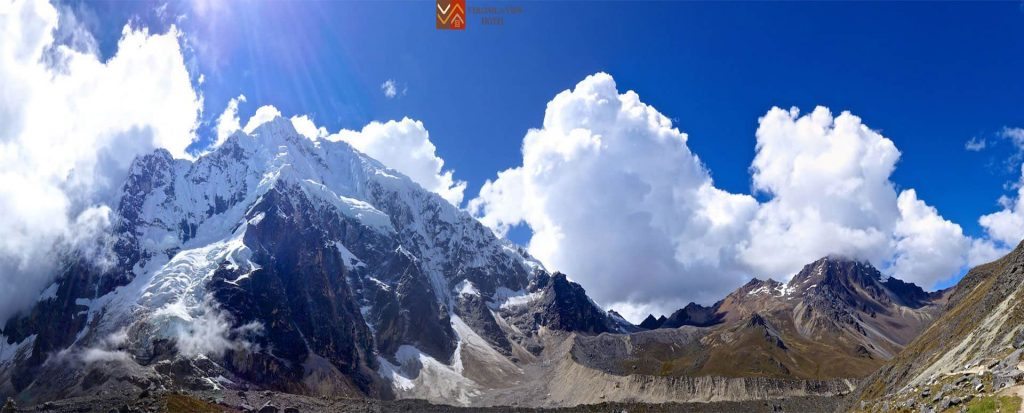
661 302 724 328
533 272 615 335
639 315 665 330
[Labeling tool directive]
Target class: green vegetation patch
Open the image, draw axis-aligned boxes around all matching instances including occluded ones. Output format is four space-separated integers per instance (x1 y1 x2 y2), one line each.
964 395 1022 413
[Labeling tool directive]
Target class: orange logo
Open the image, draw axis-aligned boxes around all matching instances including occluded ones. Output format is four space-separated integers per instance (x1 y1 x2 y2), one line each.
437 0 465 30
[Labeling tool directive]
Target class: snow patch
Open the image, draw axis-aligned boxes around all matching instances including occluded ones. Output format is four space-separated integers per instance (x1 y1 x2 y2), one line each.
376 344 481 405
450 315 520 374
297 179 395 234
73 225 264 358
377 356 415 391
247 212 266 226
0 334 36 364
775 283 796 297
359 305 376 335
366 276 391 291
334 242 366 270
453 280 480 298
37 282 58 302
489 287 543 310
607 311 632 332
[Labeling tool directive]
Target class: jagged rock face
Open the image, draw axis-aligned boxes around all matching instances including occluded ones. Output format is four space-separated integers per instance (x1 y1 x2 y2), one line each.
207 182 389 396
789 257 934 315
661 302 724 328
533 273 616 335
606 257 946 381
0 118 623 406
852 241 1024 412
488 271 630 361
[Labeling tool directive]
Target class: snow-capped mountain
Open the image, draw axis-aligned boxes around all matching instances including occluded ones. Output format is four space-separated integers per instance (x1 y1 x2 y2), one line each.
0 117 954 409
0 117 628 406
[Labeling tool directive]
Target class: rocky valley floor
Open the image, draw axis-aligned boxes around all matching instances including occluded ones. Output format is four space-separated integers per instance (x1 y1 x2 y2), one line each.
2 390 845 413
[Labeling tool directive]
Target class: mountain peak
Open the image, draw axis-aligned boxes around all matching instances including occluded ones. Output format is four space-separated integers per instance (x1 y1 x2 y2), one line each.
658 301 723 328
787 255 883 292
638 314 663 329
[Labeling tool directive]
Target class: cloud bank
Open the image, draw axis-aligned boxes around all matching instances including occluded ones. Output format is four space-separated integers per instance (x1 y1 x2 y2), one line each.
469 73 977 321
0 0 200 322
468 73 759 316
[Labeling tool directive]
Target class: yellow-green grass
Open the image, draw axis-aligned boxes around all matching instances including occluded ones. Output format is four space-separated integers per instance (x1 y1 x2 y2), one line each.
963 395 1021 413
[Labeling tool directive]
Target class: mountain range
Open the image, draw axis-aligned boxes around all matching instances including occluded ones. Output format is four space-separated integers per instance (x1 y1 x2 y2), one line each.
0 117 1018 412
614 257 947 381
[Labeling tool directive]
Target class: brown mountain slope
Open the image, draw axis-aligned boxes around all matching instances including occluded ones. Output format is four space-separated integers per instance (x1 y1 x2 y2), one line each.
851 241 1024 412
574 257 947 382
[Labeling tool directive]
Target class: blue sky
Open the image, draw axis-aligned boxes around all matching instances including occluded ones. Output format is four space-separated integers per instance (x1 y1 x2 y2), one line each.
68 1 1024 297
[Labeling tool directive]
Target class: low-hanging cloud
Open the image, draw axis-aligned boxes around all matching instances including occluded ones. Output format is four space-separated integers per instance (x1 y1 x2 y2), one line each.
469 73 979 321
0 0 201 322
173 303 264 358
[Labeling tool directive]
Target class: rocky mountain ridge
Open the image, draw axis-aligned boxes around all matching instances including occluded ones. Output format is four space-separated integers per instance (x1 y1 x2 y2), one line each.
851 241 1024 412
624 256 948 380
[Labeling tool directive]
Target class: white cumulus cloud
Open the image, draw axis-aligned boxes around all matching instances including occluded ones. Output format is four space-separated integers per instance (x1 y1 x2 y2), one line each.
214 94 245 146
242 104 282 134
744 107 915 278
215 97 328 143
0 0 201 322
289 114 327 140
468 73 760 316
979 167 1024 248
744 107 977 287
890 189 971 287
976 127 1024 254
470 73 975 319
327 118 467 206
